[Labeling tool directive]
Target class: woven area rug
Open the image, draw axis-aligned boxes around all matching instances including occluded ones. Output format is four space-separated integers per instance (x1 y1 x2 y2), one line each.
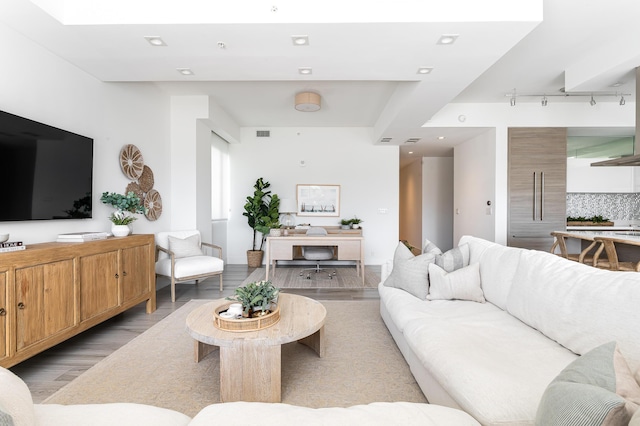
44 299 426 417
244 266 380 288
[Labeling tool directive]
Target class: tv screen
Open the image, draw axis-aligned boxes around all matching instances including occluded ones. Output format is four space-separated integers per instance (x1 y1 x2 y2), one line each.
0 110 93 221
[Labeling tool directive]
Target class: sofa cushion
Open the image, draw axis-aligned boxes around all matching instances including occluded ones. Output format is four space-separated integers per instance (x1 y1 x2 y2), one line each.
168 234 204 258
427 263 485 303
631 408 640 426
401 303 577 426
535 342 640 426
507 249 640 372
155 256 223 279
434 244 470 272
190 401 481 425
383 242 435 299
0 368 35 426
34 403 191 426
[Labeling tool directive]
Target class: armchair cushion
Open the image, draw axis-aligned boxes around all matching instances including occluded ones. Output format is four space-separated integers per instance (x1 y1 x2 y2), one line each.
155 256 223 280
168 234 203 259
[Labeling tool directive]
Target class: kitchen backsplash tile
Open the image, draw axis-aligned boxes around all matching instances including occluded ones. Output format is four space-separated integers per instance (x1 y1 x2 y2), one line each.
567 193 640 220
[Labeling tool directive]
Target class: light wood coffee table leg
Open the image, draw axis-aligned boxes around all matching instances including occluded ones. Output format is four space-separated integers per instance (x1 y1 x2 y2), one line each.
219 339 282 402
297 326 325 357
194 340 218 363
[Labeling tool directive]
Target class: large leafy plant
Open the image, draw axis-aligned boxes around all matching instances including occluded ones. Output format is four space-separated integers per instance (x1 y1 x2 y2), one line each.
243 178 280 251
101 191 147 225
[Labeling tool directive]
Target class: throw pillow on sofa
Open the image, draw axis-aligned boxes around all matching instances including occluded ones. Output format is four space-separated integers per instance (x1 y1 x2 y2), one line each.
535 341 640 426
423 239 443 255
426 262 485 303
383 242 436 299
434 244 470 272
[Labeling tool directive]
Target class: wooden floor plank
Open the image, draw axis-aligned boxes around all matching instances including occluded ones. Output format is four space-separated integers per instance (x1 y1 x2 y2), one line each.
9 264 381 402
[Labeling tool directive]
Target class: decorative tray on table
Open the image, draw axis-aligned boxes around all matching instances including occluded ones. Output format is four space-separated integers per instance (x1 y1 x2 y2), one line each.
213 302 280 332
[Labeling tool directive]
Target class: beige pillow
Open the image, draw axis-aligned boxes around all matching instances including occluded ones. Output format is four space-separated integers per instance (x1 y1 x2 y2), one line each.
427 262 485 303
383 242 435 300
168 234 203 258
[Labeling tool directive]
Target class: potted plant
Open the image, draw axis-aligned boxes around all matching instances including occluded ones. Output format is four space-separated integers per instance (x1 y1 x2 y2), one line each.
243 178 280 267
340 218 352 230
101 191 147 237
227 280 280 317
350 216 364 229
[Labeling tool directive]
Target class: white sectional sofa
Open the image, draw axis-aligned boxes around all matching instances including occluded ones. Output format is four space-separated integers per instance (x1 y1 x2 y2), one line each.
379 235 640 426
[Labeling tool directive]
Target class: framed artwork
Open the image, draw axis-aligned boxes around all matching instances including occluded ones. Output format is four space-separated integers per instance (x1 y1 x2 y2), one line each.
296 184 340 216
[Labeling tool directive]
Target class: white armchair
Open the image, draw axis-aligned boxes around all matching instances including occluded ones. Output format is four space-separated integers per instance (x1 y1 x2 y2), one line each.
155 230 224 302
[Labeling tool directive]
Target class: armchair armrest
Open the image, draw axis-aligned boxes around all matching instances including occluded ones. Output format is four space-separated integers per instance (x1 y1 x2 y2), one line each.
201 242 223 259
155 245 176 262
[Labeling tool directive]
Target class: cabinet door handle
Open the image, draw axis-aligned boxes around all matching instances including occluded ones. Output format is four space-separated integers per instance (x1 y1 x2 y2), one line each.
114 273 119 279
122 271 128 277
540 171 545 221
0 308 5 316
533 172 538 221
18 302 25 310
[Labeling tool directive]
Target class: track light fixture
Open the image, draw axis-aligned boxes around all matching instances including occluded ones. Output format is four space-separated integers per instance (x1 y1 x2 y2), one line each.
505 89 630 106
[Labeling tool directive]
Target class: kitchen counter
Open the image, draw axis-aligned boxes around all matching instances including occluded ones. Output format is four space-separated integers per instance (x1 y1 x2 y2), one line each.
566 226 637 231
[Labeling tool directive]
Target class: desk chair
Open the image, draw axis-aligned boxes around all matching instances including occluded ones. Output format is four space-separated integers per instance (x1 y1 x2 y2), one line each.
299 227 336 279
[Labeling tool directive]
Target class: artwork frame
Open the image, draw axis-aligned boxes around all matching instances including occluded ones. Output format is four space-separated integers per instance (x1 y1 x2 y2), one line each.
296 184 340 217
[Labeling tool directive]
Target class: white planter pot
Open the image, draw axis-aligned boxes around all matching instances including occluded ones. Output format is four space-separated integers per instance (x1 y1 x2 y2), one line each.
111 224 131 237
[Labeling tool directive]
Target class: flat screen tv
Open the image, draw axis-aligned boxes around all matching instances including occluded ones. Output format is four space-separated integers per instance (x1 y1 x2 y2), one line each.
0 110 93 221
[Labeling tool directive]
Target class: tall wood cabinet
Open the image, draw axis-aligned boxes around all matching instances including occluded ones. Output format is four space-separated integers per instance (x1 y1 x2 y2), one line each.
0 234 156 367
508 128 567 250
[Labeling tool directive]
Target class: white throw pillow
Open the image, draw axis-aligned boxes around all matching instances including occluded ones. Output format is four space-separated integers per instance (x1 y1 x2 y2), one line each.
168 234 204 259
434 244 470 272
427 262 485 303
422 239 442 255
383 242 436 300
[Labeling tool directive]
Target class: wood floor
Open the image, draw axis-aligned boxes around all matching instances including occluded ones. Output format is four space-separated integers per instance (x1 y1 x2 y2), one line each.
9 264 381 403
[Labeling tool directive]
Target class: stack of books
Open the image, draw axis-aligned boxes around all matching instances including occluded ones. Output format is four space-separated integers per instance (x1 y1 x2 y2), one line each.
0 241 26 253
56 232 109 243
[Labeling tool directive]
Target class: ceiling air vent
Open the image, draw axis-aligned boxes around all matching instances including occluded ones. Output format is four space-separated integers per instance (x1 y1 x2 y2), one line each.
379 137 392 143
404 138 421 144
256 130 270 137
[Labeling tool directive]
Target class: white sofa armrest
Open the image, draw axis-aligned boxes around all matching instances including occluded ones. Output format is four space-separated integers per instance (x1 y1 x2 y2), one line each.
380 259 393 282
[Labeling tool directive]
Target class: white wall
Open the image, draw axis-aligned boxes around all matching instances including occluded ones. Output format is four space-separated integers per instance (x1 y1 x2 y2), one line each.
0 22 172 244
453 130 496 244
427 102 635 244
423 157 454 251
227 127 399 265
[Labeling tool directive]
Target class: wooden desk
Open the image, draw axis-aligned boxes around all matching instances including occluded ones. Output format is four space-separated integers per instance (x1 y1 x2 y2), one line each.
265 235 365 284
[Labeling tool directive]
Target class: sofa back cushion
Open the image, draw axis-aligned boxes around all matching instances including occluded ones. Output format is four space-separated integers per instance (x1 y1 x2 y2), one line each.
458 236 523 310
507 249 640 372
0 367 35 426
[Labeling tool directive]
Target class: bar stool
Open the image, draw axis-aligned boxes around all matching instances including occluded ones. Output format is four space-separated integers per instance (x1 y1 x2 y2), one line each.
550 231 608 268
593 236 640 272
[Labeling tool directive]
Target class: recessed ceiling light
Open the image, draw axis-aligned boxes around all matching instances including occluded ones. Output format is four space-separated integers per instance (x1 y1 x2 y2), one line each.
176 68 194 76
217 41 226 49
408 151 414 154
611 82 623 87
298 67 313 75
417 67 433 75
144 36 167 47
437 34 459 45
292 35 309 46
437 136 446 140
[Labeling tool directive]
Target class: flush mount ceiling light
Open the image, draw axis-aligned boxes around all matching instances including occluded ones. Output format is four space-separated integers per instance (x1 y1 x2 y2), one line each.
437 34 459 45
298 67 313 75
295 92 321 112
144 36 167 46
417 67 433 74
176 68 194 75
292 35 309 46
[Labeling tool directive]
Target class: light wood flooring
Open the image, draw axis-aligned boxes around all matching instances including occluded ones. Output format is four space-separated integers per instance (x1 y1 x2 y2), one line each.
9 264 381 403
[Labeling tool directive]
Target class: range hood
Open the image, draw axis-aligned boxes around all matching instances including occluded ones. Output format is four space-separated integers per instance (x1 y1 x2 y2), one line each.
591 67 640 167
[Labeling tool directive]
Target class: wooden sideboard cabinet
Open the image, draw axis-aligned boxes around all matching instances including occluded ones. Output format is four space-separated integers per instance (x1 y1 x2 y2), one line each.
0 234 156 367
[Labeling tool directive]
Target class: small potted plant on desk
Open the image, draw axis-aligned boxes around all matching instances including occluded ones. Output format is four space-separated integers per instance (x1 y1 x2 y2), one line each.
340 219 352 230
350 216 364 229
101 191 147 237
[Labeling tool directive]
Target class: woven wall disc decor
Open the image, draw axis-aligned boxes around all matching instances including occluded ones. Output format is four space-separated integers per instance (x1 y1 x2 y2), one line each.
125 182 144 200
144 189 162 221
119 144 144 180
138 165 155 193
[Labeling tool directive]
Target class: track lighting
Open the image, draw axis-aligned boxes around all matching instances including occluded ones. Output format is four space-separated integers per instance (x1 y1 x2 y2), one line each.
505 89 629 106
589 95 596 106
541 96 548 107
510 97 516 106
620 95 626 106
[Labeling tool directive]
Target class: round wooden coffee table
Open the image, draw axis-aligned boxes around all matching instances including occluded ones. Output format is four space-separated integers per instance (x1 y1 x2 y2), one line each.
185 293 326 403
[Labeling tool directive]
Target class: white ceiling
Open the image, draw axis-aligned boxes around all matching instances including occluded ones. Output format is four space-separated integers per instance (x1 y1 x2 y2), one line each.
1 0 639 167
